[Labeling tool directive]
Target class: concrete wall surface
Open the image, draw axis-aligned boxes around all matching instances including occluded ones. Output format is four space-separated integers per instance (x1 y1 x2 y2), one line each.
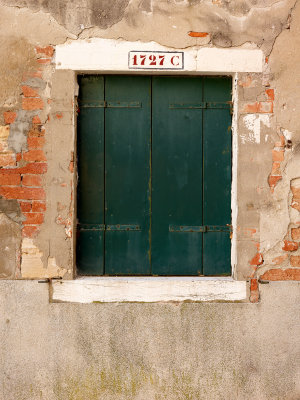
0 281 299 400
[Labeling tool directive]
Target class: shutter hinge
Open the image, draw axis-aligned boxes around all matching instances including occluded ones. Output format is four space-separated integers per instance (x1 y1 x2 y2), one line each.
169 225 232 233
78 224 141 231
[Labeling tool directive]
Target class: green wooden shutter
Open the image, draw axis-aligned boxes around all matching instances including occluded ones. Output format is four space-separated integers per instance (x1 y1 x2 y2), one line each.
77 76 105 275
203 77 232 275
151 77 204 275
104 76 151 274
77 75 231 276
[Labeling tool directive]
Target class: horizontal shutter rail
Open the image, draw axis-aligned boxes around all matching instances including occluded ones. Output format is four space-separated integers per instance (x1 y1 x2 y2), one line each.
78 224 141 231
169 102 232 110
78 224 105 231
106 225 141 231
169 102 206 109
169 225 232 233
206 102 232 109
78 101 141 108
106 101 141 108
78 101 106 108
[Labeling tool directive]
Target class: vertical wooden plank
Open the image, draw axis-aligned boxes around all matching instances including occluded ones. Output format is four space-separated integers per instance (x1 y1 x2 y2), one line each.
104 76 151 275
152 77 203 275
76 75 105 275
203 77 232 275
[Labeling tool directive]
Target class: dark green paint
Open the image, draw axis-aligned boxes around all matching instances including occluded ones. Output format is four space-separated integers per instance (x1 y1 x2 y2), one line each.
77 75 232 276
77 76 105 275
203 77 232 275
104 76 151 275
152 77 203 275
169 225 231 233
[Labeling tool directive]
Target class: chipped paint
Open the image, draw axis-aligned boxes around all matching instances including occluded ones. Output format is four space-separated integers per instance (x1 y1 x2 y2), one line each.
21 238 67 279
242 114 270 144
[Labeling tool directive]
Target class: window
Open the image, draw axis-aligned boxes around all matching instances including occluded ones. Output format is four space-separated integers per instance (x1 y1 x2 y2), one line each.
76 75 232 276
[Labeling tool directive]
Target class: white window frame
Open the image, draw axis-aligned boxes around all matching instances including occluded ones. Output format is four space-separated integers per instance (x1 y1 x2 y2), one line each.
51 39 263 303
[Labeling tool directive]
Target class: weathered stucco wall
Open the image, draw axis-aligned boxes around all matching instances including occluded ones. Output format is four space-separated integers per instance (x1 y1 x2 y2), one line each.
0 281 299 400
0 0 299 287
0 1 300 398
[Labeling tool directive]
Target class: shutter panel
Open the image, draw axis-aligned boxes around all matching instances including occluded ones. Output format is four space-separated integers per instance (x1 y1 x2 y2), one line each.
152 77 203 275
203 77 232 275
104 76 151 274
77 76 105 275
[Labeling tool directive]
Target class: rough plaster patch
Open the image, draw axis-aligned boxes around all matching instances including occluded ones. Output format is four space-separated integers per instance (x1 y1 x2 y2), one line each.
8 110 35 153
0 212 21 278
21 238 67 279
242 114 270 144
282 128 292 140
260 195 290 253
0 198 24 224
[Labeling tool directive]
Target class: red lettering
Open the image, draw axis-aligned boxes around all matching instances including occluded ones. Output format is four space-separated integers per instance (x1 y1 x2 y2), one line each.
149 55 157 65
171 55 180 66
140 55 146 65
159 55 165 65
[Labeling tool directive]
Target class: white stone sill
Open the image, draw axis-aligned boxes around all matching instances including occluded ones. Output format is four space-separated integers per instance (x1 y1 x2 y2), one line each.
51 277 247 303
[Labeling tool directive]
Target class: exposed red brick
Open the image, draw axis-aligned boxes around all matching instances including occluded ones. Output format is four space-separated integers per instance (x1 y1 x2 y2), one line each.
268 175 282 192
22 70 43 81
56 112 63 119
0 163 47 175
266 89 274 101
188 31 209 37
260 268 300 281
0 186 45 200
22 98 44 111
32 115 41 124
3 111 17 124
242 101 273 113
21 85 39 97
16 153 22 162
272 149 284 162
32 201 46 212
250 278 259 303
238 75 252 88
250 253 263 266
0 173 20 186
275 135 285 148
22 225 39 238
282 240 298 252
19 201 32 212
27 136 45 149
291 185 300 212
28 126 45 137
35 46 54 57
37 58 51 65
272 254 288 265
291 228 300 241
23 150 46 162
290 255 300 267
0 154 15 167
22 174 42 187
23 212 44 225
271 162 281 175
250 278 258 291
259 101 273 113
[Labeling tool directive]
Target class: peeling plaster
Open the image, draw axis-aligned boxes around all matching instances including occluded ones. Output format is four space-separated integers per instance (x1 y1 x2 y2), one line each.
21 238 67 279
242 114 270 144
